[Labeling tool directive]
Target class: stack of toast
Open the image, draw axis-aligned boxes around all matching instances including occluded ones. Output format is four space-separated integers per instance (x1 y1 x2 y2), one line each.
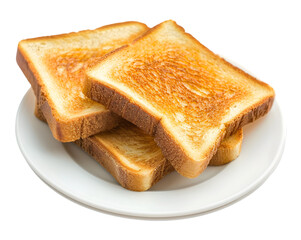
17 21 274 191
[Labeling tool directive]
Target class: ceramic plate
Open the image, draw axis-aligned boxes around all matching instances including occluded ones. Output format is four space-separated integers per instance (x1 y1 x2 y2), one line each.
16 89 285 218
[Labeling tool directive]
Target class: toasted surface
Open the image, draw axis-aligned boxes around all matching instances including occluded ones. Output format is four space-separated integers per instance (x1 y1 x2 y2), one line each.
35 102 243 191
86 20 274 178
17 22 149 142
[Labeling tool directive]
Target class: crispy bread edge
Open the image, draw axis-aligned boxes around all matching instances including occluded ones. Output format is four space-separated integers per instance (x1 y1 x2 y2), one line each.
17 41 120 142
34 100 243 190
35 100 244 168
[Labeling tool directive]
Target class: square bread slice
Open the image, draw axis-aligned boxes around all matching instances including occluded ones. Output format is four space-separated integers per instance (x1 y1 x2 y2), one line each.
35 103 243 191
85 20 274 178
17 22 149 142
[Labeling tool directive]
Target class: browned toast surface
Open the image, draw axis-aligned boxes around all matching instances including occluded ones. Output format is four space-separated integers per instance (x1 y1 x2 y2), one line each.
17 22 149 142
86 20 274 178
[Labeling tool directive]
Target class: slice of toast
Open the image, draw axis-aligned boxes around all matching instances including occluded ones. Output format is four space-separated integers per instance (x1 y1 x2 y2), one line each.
17 22 149 142
85 20 274 178
35 103 243 191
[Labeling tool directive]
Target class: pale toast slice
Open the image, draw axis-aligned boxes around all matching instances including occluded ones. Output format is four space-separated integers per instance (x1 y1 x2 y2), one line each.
86 20 274 178
35 103 243 191
17 22 149 142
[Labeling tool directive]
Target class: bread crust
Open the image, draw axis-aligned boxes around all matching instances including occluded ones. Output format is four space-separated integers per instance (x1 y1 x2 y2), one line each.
17 49 121 142
35 101 243 190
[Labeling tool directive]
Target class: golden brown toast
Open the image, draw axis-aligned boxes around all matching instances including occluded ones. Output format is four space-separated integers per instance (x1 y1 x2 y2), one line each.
86 20 274 178
17 22 149 142
35 103 243 191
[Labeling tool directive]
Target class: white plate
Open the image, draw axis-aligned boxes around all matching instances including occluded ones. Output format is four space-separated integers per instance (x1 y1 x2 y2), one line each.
16 89 285 218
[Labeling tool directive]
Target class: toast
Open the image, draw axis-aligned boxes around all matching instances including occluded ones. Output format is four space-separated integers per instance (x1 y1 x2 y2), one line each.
85 20 275 178
17 22 149 142
35 103 243 191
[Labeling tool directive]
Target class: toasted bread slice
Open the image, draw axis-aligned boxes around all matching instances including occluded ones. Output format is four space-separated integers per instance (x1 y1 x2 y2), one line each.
17 22 149 142
86 20 274 178
35 102 243 191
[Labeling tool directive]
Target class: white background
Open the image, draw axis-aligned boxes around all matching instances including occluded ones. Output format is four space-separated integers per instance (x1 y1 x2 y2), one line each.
1 0 300 239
